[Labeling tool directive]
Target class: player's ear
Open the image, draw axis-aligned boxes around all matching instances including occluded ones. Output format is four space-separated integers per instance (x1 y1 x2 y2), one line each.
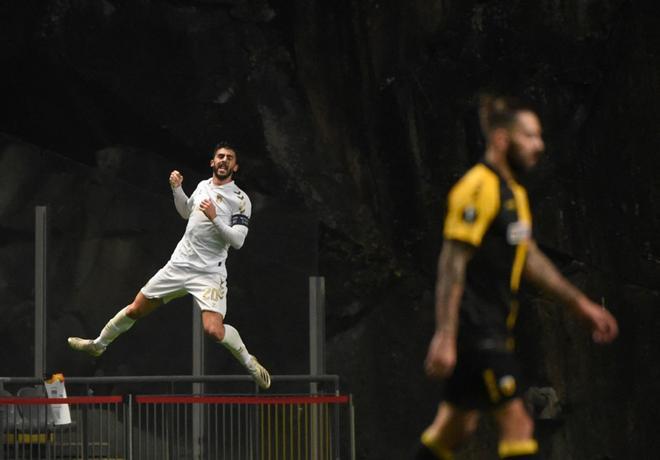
232 163 239 174
491 127 510 151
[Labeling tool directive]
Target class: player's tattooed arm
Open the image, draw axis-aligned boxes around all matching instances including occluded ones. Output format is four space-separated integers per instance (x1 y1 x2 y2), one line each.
523 240 618 343
523 240 583 308
435 239 474 335
425 239 474 379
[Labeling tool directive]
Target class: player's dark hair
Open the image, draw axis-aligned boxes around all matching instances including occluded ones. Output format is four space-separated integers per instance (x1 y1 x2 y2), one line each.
212 141 239 160
478 94 533 135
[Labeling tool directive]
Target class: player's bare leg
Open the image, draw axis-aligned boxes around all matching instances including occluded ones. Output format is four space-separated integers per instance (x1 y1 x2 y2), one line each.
415 402 479 459
493 398 538 459
202 311 271 389
68 292 161 357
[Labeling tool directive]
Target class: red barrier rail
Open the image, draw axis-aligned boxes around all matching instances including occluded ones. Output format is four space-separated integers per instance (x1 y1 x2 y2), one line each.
135 395 350 405
0 396 123 405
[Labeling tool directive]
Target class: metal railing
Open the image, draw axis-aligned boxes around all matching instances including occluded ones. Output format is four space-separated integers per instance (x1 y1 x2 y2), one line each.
0 395 125 460
0 375 355 460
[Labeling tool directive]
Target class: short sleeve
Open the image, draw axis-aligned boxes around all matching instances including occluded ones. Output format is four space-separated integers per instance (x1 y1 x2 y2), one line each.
443 167 500 247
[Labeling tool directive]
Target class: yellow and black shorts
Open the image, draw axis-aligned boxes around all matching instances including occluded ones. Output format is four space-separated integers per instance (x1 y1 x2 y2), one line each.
444 347 523 410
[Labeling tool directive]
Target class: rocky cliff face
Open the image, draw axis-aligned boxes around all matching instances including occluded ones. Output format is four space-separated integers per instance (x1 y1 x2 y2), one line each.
1 1 658 458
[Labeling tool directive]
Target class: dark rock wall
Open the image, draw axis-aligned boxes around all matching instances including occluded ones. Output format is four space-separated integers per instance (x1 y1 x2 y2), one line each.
1 1 659 458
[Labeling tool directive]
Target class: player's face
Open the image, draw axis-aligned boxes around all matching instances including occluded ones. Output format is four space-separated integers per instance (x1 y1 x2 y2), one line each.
211 147 239 181
506 111 545 174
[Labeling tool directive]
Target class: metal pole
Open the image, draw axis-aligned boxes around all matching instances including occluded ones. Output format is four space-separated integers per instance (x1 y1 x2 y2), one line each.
334 380 341 459
192 304 205 459
309 276 325 460
192 304 205 387
82 404 89 460
309 276 326 393
349 395 356 460
35 206 47 377
126 395 133 460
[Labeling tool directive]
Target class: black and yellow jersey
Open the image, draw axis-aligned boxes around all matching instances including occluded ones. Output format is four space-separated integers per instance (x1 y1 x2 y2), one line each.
443 162 532 349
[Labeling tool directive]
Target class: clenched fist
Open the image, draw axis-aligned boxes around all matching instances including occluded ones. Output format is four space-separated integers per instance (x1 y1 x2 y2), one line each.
169 170 183 189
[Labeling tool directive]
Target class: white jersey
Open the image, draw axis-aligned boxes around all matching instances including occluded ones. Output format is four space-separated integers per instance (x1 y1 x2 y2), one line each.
169 179 251 275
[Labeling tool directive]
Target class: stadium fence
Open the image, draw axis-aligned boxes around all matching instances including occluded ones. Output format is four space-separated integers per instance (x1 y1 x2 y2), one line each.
0 375 355 460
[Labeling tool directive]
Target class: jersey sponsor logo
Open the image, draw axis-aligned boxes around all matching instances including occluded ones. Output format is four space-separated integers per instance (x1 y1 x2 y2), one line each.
231 214 250 227
462 205 478 223
506 221 531 245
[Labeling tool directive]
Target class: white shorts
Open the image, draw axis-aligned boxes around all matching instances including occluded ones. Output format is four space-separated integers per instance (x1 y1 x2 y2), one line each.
140 262 228 316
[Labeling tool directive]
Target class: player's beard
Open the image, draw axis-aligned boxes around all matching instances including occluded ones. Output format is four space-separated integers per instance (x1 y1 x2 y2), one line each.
214 164 234 181
505 140 529 178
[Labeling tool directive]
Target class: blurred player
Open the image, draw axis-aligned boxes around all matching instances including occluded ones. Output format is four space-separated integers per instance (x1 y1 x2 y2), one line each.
415 96 618 459
68 142 271 389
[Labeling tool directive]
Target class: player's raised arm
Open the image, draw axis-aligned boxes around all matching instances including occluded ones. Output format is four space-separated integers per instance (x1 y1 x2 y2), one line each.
169 170 191 219
522 239 619 343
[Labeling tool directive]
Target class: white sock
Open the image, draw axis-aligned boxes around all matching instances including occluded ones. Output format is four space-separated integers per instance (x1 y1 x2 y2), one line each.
220 324 253 368
94 307 136 347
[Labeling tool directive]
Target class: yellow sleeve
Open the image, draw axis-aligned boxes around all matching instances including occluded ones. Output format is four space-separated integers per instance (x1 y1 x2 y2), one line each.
443 166 500 247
